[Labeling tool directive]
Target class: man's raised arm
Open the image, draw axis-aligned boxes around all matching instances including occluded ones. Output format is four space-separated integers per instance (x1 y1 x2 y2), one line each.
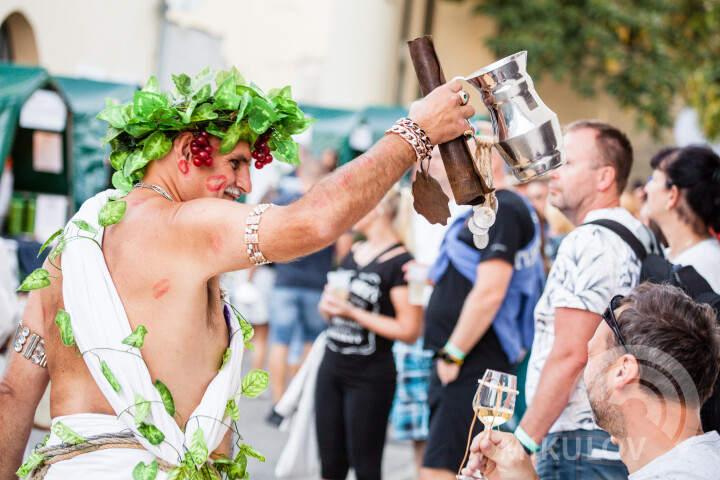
176 81 474 278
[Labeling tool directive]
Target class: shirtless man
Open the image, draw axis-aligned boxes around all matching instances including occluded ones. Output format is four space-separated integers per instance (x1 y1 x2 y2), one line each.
0 72 473 477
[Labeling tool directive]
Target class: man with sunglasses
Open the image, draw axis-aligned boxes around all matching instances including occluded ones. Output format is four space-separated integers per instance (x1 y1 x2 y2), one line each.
517 121 662 479
462 282 720 480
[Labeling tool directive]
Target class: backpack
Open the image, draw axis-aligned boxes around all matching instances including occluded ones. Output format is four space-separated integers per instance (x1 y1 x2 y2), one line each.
586 219 720 435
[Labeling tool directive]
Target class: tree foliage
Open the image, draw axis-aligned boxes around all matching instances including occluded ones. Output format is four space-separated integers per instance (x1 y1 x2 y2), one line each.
448 0 720 141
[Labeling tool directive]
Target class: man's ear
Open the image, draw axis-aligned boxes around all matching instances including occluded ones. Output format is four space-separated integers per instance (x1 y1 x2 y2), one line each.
173 131 194 160
613 354 639 389
597 165 617 193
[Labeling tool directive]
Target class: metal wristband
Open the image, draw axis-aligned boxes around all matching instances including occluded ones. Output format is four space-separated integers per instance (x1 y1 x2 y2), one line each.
514 426 540 454
385 117 433 163
444 341 467 360
245 203 273 265
12 321 47 368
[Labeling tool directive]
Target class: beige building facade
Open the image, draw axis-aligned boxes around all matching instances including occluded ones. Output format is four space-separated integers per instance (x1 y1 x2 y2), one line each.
1 0 670 179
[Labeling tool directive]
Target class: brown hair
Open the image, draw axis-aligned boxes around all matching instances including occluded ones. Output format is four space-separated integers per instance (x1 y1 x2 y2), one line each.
566 120 634 194
614 283 720 405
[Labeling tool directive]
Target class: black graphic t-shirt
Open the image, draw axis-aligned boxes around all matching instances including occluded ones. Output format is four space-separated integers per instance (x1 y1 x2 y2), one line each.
324 244 412 377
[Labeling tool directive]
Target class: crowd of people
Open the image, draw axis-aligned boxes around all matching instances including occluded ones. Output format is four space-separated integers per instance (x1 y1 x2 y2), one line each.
1 65 719 480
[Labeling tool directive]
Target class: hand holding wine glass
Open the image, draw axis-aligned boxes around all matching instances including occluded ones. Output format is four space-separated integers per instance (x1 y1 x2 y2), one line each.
457 369 518 480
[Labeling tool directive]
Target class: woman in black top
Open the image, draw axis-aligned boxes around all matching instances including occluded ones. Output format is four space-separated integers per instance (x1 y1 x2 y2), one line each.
315 188 422 480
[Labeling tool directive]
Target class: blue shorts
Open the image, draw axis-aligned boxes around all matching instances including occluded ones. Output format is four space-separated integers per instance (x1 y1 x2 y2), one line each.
269 286 327 345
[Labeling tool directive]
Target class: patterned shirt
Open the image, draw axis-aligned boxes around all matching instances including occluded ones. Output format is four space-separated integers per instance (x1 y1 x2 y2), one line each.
525 207 657 433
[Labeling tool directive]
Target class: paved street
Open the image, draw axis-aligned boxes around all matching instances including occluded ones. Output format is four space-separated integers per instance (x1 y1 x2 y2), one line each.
236 357 417 480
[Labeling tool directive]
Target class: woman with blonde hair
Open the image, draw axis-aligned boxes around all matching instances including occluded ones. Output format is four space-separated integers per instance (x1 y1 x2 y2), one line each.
315 186 422 480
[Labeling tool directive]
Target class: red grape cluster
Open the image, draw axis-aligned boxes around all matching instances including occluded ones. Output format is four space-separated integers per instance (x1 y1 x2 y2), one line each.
252 131 273 169
190 130 214 167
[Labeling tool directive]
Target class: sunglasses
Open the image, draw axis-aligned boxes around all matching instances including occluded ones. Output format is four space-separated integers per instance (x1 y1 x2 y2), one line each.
602 294 628 349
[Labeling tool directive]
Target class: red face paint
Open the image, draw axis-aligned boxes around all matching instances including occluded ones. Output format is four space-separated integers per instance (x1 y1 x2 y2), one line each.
178 160 190 175
206 175 228 192
210 236 223 254
152 279 171 299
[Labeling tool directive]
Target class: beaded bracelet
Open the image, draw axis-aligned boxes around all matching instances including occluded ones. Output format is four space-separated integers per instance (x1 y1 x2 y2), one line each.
385 117 433 164
12 321 47 368
245 203 273 265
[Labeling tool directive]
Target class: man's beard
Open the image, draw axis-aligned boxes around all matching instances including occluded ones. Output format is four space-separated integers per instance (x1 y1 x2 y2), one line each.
588 374 627 439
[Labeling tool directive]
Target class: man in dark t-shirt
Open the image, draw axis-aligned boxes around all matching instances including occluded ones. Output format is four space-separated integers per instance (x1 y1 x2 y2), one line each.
421 147 546 480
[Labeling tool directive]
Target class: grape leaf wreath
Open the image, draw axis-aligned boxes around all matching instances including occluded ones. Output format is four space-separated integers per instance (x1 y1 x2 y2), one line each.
15 67 313 479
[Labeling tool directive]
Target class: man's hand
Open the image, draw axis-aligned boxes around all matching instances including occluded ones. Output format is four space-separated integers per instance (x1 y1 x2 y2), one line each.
436 359 460 385
462 431 539 480
408 80 475 146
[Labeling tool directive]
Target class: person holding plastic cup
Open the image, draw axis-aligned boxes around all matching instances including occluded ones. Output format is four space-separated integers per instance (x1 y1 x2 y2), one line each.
316 187 423 480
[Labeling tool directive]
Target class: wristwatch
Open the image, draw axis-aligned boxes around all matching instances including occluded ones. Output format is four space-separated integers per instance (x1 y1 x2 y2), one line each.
437 347 464 366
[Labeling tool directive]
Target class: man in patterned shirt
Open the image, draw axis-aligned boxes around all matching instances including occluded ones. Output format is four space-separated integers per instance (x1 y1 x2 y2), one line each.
516 120 661 479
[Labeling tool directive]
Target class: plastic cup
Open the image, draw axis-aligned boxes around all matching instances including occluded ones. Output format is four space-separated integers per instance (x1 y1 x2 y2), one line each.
407 264 429 306
327 270 353 301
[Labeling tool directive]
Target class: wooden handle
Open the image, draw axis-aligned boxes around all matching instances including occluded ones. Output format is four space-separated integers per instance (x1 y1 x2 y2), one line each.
407 35 492 205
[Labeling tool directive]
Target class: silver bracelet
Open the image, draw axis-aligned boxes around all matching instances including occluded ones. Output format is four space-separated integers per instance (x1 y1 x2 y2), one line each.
12 321 47 368
385 117 433 163
245 203 273 265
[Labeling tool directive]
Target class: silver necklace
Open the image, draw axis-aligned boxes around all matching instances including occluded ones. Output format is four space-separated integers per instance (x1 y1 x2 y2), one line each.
133 182 175 202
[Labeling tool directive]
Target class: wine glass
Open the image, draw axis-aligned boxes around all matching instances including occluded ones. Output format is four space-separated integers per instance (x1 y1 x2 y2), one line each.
456 369 518 480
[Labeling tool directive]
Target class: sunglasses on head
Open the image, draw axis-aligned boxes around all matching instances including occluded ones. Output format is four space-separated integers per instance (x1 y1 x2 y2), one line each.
602 294 628 349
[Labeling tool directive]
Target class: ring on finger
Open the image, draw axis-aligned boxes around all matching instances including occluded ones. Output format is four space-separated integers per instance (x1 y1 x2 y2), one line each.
458 90 469 106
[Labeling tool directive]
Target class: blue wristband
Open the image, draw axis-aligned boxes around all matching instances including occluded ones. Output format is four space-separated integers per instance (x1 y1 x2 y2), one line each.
443 341 466 360
514 426 540 454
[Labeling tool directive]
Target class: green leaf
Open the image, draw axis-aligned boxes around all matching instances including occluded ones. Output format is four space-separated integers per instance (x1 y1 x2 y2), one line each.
233 453 248 477
51 236 66 260
143 76 161 94
271 133 299 165
37 229 63 258
72 220 98 234
205 122 226 139
122 325 148 349
172 73 192 96
134 393 151 424
112 171 134 192
124 121 156 138
18 268 50 292
214 76 241 111
53 309 74 347
166 466 191 480
137 422 165 446
181 100 198 124
123 150 149 177
240 443 265 463
244 341 255 352
103 126 124 144
230 66 246 86
213 455 246 480
97 104 128 129
219 122 242 155
98 200 127 227
193 83 212 104
191 102 219 122
190 428 208 466
153 379 176 417
16 452 44 479
109 149 131 171
101 360 121 392
132 460 159 480
218 348 231 372
248 98 280 134
225 399 240 422
142 131 173 162
51 421 86 445
240 370 269 398
133 91 169 122
239 316 254 342
158 108 184 129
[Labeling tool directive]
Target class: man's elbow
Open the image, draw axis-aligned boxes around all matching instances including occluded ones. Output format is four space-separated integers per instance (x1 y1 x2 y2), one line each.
548 346 588 372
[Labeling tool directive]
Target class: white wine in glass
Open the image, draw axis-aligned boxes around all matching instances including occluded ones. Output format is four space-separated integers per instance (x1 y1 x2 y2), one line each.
457 369 518 480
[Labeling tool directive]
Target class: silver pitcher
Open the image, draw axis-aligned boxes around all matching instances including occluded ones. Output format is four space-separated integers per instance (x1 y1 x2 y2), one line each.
464 51 566 182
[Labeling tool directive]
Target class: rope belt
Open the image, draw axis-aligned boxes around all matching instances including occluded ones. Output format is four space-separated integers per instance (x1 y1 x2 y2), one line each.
26 432 218 478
